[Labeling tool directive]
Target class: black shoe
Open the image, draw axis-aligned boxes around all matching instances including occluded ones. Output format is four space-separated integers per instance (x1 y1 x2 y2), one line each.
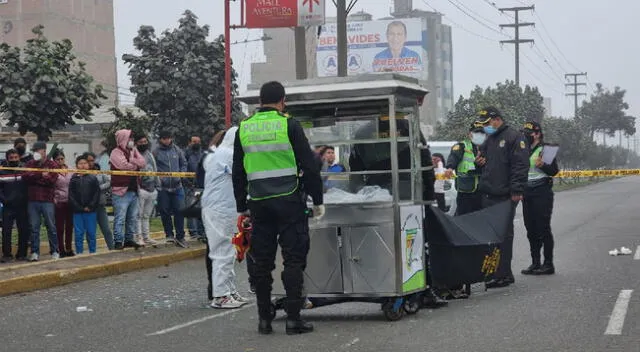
1 255 13 263
258 319 273 335
503 275 515 285
533 263 555 275
485 278 509 289
521 263 541 275
66 251 76 257
422 288 448 308
123 240 141 249
15 256 28 262
286 319 314 335
114 242 124 250
59 251 67 258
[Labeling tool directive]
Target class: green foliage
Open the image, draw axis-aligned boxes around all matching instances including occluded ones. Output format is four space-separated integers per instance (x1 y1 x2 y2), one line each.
101 107 153 152
122 10 243 147
0 25 106 141
578 83 636 139
434 80 544 140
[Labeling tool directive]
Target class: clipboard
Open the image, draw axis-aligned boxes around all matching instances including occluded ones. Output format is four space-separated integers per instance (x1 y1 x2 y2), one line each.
541 144 559 164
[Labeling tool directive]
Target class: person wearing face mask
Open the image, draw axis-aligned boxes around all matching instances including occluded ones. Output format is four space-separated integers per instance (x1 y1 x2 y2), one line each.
445 122 487 216
109 129 146 250
135 134 160 247
520 121 559 276
13 138 33 163
475 107 529 289
184 135 206 242
0 149 30 262
82 152 114 250
22 142 60 261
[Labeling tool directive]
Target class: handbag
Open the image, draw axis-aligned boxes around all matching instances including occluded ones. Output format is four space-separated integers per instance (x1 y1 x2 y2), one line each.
180 188 203 219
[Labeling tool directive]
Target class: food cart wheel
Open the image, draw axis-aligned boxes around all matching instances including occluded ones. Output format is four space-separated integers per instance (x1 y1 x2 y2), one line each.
403 295 420 315
382 299 405 321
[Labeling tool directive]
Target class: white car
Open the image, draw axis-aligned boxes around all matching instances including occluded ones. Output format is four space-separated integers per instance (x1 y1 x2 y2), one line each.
428 141 459 215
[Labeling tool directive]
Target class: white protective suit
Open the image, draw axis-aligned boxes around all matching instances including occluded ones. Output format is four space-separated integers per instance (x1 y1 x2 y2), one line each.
201 127 239 298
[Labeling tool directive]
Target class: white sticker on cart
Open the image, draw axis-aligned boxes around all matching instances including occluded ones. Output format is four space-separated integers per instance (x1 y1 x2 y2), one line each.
400 205 425 293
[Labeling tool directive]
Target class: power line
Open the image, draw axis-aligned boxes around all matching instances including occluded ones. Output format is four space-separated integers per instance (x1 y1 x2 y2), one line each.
532 11 581 72
448 0 500 27
421 0 505 42
446 0 509 37
504 46 563 95
530 44 565 83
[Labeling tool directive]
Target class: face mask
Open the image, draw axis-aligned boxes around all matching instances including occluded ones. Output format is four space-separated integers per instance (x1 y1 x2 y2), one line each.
8 161 19 167
137 144 149 152
526 135 534 145
191 144 201 151
33 152 42 161
483 126 497 135
15 146 25 155
127 141 134 149
471 132 487 145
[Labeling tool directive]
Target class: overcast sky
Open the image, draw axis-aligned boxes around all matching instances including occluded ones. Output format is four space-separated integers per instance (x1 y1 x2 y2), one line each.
114 0 640 119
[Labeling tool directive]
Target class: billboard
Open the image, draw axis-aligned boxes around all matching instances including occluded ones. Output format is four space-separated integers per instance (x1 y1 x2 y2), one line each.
245 0 325 29
316 18 427 79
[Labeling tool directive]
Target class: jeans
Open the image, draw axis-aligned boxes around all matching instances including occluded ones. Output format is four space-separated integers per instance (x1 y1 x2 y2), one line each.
137 189 157 240
28 202 58 255
112 191 139 244
188 218 205 238
157 189 185 240
74 212 97 254
96 205 114 249
2 204 29 258
55 202 73 253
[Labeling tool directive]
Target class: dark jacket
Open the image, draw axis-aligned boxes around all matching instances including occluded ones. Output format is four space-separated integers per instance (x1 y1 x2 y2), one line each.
232 108 324 213
153 143 187 190
68 174 101 213
0 161 28 207
184 147 203 188
479 124 529 197
22 159 59 203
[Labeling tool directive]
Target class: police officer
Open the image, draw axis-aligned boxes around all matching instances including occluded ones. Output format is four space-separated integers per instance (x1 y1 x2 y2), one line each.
476 107 529 288
445 121 486 215
520 121 558 275
232 81 324 335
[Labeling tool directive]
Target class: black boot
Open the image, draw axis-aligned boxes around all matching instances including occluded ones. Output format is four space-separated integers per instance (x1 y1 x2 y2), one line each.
521 262 541 275
421 288 448 308
286 319 314 335
258 319 273 335
533 262 555 275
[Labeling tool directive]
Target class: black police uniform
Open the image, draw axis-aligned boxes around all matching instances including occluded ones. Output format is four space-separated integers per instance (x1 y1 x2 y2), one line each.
232 108 323 333
521 140 559 275
478 120 529 287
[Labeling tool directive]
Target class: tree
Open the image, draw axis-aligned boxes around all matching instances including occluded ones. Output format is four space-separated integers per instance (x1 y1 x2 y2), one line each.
0 25 105 141
102 107 153 152
122 10 242 147
434 80 544 140
579 83 636 140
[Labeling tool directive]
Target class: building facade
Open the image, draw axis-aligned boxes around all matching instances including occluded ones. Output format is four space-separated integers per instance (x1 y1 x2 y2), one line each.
0 0 117 104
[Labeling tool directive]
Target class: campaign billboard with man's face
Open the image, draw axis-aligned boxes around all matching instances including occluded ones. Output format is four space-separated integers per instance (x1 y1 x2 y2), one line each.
316 18 427 79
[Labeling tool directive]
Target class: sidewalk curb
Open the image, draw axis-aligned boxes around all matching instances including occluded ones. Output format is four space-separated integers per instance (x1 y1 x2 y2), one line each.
0 247 206 297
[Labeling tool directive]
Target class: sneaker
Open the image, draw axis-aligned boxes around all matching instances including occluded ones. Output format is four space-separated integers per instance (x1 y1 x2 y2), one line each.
211 296 245 309
114 242 124 250
303 297 314 309
175 238 189 248
189 234 201 241
144 238 158 246
51 252 60 260
248 284 256 294
123 240 141 249
137 237 146 246
29 253 39 262
232 292 249 303
165 237 175 245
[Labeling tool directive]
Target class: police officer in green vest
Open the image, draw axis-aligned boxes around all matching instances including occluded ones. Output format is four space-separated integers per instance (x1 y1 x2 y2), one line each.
445 121 487 215
232 81 324 335
521 121 559 276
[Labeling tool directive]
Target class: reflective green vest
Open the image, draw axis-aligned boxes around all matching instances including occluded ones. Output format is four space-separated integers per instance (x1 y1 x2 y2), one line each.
456 140 478 193
528 146 546 181
239 110 298 200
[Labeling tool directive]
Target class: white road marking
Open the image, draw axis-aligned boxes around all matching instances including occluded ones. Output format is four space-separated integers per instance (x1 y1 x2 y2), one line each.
146 303 256 336
341 337 360 349
604 290 633 335
634 246 640 260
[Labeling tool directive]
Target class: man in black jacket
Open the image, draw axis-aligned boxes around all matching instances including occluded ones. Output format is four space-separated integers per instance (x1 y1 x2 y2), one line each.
476 107 529 288
0 149 30 262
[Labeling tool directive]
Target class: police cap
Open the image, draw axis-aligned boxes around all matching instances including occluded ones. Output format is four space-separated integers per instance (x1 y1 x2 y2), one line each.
523 120 542 133
476 106 502 124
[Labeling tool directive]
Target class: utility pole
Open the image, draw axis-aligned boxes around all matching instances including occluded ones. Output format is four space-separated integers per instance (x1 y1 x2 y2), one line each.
499 6 534 86
565 72 587 118
294 27 308 79
336 0 348 77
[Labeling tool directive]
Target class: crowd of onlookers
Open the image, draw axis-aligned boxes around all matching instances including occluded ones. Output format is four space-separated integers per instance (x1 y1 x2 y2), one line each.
0 131 208 263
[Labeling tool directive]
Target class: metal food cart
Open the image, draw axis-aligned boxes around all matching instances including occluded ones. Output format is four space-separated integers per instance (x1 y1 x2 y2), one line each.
238 74 431 321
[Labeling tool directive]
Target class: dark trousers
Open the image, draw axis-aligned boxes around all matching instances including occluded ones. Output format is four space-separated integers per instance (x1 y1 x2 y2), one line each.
435 193 446 211
523 184 554 264
455 192 483 216
248 194 309 321
2 204 30 258
482 195 518 279
205 241 213 300
55 202 74 253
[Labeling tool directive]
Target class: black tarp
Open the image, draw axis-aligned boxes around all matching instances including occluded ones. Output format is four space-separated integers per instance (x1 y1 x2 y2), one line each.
426 200 512 286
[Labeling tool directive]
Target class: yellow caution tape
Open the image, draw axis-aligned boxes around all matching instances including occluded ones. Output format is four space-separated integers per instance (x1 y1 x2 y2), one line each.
435 169 640 180
0 166 195 178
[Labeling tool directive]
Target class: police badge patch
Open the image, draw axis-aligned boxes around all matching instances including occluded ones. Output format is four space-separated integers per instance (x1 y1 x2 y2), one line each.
499 140 505 148
520 141 526 149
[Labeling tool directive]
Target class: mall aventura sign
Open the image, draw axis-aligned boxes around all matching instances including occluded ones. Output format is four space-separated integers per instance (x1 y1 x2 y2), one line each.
245 0 326 28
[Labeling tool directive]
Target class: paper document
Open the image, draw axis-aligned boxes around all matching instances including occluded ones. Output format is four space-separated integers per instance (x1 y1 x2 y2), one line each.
542 145 559 164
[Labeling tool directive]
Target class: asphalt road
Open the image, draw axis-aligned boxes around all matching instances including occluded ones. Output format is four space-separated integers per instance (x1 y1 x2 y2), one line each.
2 177 640 352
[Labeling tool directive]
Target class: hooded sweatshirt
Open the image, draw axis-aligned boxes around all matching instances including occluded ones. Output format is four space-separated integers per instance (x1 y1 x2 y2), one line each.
109 129 146 197
201 127 237 213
